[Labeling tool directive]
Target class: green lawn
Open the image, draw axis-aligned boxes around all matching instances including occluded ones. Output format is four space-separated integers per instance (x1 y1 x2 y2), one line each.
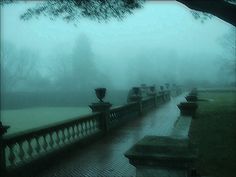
1 107 91 135
189 91 236 177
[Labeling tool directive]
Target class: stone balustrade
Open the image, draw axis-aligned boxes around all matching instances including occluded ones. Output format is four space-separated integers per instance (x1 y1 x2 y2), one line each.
0 84 178 176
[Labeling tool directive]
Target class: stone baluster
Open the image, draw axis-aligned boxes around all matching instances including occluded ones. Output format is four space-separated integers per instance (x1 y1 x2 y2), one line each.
18 141 25 161
8 144 16 166
35 137 41 154
55 131 60 146
48 133 54 149
27 139 33 158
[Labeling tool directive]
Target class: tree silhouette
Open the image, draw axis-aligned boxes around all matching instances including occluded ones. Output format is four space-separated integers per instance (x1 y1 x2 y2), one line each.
217 28 236 86
0 42 37 92
51 34 111 91
1 0 235 26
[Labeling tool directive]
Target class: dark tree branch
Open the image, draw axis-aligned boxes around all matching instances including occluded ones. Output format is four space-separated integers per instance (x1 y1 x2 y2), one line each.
18 0 144 22
1 0 236 26
176 0 236 26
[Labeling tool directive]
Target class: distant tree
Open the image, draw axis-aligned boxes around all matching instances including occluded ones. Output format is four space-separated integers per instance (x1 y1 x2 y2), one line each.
0 42 37 92
22 71 54 92
51 34 111 91
217 28 236 86
1 0 235 26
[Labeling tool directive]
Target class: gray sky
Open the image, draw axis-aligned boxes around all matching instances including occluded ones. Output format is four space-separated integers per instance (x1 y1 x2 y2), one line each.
1 1 235 89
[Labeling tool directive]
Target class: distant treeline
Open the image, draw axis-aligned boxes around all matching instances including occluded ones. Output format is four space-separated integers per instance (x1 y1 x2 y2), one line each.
1 90 128 110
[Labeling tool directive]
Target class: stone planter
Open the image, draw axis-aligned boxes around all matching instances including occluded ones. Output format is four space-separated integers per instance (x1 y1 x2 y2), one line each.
160 86 164 91
89 102 112 113
95 88 106 102
149 86 155 93
177 102 198 116
125 136 198 177
133 87 141 96
90 87 112 112
185 95 198 102
165 83 170 89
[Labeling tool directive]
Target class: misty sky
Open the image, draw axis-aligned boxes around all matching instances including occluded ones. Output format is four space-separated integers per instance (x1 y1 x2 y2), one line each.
1 1 235 89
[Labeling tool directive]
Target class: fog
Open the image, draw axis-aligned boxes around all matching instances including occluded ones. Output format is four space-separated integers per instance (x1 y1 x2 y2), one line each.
1 1 235 109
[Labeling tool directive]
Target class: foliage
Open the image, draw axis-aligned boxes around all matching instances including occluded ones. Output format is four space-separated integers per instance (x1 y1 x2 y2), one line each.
1 0 236 26
7 0 144 22
190 11 213 24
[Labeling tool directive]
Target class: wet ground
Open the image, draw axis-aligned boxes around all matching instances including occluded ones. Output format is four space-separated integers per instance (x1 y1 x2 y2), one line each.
35 94 186 177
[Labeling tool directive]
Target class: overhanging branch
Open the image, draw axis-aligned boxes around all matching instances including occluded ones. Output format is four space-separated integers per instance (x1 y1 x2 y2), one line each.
176 0 236 26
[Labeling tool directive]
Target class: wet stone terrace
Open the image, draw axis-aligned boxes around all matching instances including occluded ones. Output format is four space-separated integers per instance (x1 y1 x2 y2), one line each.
34 94 186 177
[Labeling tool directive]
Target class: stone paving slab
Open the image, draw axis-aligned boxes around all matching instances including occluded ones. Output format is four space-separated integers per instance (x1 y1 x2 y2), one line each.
33 94 186 177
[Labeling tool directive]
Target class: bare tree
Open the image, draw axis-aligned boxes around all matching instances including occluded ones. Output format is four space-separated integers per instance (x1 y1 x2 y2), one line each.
0 42 37 92
217 28 236 86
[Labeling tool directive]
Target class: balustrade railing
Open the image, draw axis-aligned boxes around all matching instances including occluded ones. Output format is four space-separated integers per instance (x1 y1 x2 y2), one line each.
2 113 101 170
1 89 174 175
142 97 156 113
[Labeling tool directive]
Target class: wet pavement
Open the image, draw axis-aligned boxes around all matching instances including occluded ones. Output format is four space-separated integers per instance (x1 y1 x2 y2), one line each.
35 94 186 177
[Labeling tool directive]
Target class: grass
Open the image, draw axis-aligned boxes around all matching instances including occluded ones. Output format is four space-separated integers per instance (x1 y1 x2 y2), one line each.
1 107 91 135
189 91 236 177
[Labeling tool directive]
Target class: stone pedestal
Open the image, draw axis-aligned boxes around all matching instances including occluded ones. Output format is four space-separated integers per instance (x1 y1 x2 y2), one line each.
125 136 198 177
148 93 157 107
89 102 112 113
89 102 112 132
158 91 165 102
177 102 198 116
185 95 198 102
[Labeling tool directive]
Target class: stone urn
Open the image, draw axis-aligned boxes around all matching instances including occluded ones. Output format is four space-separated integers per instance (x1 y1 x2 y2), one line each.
150 86 155 93
95 88 106 102
165 83 170 89
160 86 164 91
129 87 142 102
148 86 156 97
89 88 112 113
133 87 140 96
